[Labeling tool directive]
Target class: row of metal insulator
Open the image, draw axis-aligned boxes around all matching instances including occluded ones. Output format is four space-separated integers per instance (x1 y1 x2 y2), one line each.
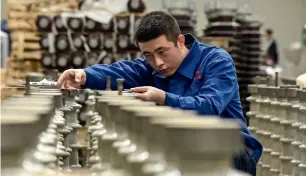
74 89 247 176
168 9 197 36
232 14 263 120
40 33 138 53
41 52 130 71
247 84 306 176
1 89 88 175
1 74 249 176
37 15 140 34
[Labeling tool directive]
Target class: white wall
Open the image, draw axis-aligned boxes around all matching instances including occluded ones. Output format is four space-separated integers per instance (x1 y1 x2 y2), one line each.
144 0 306 65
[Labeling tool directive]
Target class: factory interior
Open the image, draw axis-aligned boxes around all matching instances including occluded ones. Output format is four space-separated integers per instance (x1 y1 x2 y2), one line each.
0 0 306 176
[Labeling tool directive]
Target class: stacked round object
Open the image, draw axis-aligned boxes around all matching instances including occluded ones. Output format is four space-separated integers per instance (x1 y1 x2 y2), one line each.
246 79 305 176
204 3 238 37
203 3 266 119
164 0 197 36
235 11 266 116
204 3 250 116
36 2 148 74
1 74 87 175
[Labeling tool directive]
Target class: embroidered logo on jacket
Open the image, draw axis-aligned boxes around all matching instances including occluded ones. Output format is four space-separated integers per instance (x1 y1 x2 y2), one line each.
193 70 202 80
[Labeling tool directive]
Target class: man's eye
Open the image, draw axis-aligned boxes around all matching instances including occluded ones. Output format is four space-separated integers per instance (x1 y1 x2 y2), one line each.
145 54 151 58
158 50 166 55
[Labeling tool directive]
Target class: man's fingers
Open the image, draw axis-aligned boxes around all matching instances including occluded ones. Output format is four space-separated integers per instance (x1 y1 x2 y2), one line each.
57 70 70 85
61 82 66 89
134 93 147 100
131 86 149 93
74 71 82 83
60 79 79 90
57 69 85 88
61 82 78 90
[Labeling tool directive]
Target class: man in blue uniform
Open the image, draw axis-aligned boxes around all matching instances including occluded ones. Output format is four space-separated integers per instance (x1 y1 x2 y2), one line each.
58 11 262 175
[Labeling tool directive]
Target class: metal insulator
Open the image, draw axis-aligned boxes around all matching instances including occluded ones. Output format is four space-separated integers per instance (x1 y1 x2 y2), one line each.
117 79 124 96
127 0 146 13
103 35 114 51
37 15 52 32
85 17 100 32
71 52 86 69
87 52 99 66
116 35 129 50
100 20 114 32
116 16 130 34
67 17 84 32
55 53 71 72
87 33 101 50
54 15 66 32
55 34 70 52
40 35 50 50
101 54 113 65
72 34 84 50
41 53 54 69
106 76 111 91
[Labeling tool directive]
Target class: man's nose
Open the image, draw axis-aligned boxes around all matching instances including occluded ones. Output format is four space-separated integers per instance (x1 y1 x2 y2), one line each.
154 55 164 67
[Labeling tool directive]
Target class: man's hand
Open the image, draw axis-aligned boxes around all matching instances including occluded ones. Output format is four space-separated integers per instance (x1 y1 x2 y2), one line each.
57 69 86 89
131 86 166 105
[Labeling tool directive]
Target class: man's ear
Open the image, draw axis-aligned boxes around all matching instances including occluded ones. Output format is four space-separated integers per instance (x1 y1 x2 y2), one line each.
177 34 185 48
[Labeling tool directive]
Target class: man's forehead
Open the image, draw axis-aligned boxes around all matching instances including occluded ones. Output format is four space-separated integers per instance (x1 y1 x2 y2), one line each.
138 37 173 53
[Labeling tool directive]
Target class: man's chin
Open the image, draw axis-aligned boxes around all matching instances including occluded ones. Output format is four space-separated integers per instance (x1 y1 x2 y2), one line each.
163 71 175 77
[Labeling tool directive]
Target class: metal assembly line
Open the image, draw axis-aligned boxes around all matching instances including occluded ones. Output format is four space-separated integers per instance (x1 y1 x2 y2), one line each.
2 73 249 176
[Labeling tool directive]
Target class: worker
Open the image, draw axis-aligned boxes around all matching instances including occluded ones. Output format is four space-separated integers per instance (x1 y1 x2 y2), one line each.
58 11 262 175
264 28 279 66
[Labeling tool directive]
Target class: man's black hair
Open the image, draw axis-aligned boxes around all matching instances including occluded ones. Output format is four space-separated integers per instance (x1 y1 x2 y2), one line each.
266 29 273 35
135 11 181 46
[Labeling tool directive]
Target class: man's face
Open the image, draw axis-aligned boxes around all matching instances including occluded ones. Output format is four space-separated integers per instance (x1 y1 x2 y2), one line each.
138 35 185 77
265 33 272 40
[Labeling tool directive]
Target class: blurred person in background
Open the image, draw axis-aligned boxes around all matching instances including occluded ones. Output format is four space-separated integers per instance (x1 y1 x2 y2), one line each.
264 28 279 66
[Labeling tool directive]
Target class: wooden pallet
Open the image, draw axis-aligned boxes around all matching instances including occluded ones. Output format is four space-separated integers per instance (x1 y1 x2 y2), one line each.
8 0 77 12
11 32 40 42
10 32 42 60
1 69 7 85
23 60 44 73
4 57 43 88
12 41 40 50
7 3 28 12
3 68 23 87
8 11 38 20
11 51 42 60
7 19 37 31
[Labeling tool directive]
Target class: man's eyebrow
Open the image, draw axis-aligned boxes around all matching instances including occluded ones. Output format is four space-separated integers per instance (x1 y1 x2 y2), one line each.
142 46 169 55
154 46 168 52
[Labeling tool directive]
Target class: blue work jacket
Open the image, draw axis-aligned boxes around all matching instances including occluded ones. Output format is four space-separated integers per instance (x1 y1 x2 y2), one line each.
83 34 263 162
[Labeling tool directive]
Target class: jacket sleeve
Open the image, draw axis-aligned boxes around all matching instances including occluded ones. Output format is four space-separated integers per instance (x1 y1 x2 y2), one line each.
164 50 238 115
83 58 153 90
